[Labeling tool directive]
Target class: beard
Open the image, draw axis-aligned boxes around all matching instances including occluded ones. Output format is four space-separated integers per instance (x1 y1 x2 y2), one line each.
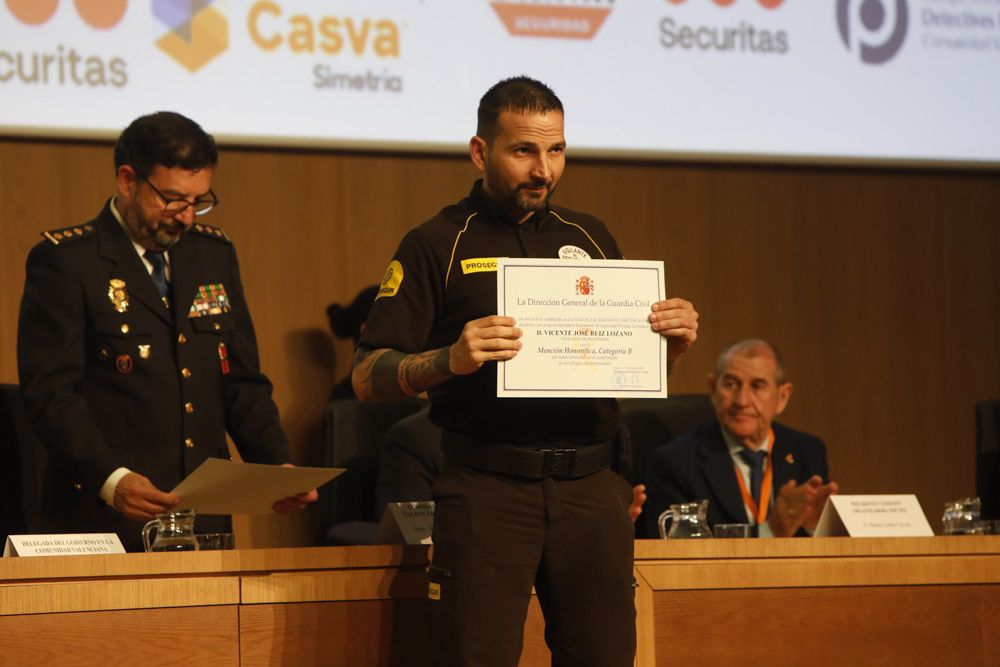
512 180 556 213
121 198 184 251
151 223 184 251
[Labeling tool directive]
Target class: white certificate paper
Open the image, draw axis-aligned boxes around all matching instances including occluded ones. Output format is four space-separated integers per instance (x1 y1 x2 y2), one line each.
171 458 343 515
496 258 667 398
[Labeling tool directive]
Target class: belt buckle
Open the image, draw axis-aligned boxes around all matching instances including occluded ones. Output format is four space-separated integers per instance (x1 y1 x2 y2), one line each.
541 448 577 478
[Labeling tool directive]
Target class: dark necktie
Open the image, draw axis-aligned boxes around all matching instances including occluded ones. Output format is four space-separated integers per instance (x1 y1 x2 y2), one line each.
145 250 169 298
738 449 768 507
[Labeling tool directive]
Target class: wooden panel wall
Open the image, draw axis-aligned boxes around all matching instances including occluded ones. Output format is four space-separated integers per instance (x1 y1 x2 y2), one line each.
1 137 997 546
653 586 1000 667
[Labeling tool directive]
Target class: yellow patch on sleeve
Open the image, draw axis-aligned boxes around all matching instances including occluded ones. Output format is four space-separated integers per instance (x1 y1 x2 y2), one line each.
377 260 404 299
428 582 441 601
461 257 500 274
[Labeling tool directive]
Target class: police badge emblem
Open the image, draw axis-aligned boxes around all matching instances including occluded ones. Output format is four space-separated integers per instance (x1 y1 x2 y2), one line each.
115 353 133 374
108 278 129 313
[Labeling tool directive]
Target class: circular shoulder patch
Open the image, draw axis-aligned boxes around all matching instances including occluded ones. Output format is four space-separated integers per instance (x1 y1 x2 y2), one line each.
559 245 591 260
377 260 403 299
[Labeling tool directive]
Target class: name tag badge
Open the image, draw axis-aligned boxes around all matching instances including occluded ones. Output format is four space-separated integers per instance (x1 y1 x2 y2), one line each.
461 257 501 274
559 245 591 260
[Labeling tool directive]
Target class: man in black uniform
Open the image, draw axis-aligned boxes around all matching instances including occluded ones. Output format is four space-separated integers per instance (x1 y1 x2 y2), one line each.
353 77 699 665
17 111 316 551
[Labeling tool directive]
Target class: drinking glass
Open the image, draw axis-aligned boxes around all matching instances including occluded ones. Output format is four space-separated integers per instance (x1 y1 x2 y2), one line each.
714 523 751 538
196 533 236 550
941 497 981 535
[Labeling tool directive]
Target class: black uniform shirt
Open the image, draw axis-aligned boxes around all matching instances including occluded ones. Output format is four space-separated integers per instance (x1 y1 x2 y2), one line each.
360 181 624 446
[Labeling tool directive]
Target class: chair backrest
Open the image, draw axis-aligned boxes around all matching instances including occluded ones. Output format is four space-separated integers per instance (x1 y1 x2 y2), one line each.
976 399 1000 520
0 383 49 543
323 398 425 528
619 395 715 486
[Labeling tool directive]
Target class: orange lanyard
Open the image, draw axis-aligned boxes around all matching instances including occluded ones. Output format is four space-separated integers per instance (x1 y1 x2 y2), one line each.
732 429 774 525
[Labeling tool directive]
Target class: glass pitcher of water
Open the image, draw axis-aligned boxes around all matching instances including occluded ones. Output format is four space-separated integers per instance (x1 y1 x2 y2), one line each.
658 500 714 539
142 508 199 552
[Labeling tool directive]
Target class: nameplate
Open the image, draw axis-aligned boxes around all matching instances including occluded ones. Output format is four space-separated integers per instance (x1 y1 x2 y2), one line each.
814 494 934 537
375 501 435 545
3 533 126 557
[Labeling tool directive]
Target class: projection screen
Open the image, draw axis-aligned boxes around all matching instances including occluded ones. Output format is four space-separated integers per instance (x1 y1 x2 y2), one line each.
1 0 999 166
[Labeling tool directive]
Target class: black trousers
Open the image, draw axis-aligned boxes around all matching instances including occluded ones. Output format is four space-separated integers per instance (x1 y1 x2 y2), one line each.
429 462 636 667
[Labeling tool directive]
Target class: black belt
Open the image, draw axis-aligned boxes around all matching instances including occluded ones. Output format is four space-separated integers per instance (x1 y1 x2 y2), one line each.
441 431 616 480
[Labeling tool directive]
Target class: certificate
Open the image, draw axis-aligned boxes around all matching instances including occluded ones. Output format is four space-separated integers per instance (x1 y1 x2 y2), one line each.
496 258 667 398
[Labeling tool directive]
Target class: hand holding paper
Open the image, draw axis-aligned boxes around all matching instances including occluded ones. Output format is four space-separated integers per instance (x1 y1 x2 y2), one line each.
450 315 522 374
114 472 180 521
271 463 320 513
648 297 699 368
171 458 342 515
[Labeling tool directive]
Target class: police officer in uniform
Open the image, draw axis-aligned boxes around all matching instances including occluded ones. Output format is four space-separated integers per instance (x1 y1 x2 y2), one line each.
353 77 699 666
17 111 315 551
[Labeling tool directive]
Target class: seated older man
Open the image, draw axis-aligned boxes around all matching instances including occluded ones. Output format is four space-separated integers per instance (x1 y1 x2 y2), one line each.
642 339 838 538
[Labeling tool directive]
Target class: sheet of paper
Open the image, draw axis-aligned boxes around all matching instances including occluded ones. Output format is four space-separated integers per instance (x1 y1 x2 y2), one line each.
496 258 667 398
171 458 343 515
813 494 934 537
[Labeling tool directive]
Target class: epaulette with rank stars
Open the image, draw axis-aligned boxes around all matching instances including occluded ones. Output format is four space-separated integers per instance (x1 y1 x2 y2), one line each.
191 222 231 243
42 224 96 245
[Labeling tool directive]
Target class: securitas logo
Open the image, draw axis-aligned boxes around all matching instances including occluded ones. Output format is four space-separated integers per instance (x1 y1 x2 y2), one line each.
154 0 227 73
4 0 126 28
836 0 908 65
490 0 614 40
1 0 127 87
661 0 789 55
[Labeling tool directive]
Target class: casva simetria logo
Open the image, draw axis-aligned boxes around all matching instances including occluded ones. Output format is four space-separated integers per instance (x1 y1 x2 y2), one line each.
153 0 228 73
836 0 908 65
4 0 126 28
490 0 614 40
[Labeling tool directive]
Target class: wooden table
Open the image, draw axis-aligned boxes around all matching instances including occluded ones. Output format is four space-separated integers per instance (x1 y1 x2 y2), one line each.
1 537 997 666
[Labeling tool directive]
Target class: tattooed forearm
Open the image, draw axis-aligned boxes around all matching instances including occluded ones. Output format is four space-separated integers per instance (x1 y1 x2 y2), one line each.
352 346 452 401
398 348 451 396
353 348 402 400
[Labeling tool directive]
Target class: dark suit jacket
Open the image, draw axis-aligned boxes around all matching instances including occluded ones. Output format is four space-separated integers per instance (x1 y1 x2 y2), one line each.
640 420 829 538
17 201 290 550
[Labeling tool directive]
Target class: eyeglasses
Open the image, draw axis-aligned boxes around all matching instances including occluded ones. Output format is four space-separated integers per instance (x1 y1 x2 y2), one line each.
139 173 219 217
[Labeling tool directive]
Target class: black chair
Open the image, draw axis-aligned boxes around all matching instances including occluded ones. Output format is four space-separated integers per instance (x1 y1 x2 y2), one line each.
976 399 1000 520
323 398 425 544
320 395 712 544
618 395 715 487
0 384 50 544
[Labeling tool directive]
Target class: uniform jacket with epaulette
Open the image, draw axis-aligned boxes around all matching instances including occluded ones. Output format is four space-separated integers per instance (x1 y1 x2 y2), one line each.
17 200 290 549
